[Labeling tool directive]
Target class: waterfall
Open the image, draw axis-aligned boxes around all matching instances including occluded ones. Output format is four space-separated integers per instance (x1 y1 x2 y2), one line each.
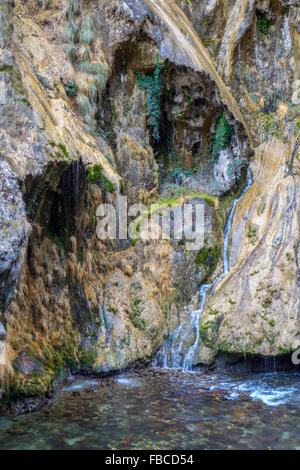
223 168 253 273
154 168 253 370
142 0 253 370
182 285 211 370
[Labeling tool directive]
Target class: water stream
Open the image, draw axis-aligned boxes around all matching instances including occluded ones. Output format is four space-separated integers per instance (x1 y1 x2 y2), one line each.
1 370 300 450
154 168 253 370
223 168 253 273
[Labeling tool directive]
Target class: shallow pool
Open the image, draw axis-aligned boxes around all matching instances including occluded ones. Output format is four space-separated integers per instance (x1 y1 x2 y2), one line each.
0 369 300 450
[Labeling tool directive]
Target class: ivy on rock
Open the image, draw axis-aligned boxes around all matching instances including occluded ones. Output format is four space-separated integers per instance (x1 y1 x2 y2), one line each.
136 54 164 141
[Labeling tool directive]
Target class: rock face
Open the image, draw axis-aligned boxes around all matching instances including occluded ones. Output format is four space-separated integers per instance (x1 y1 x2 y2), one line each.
0 0 299 400
0 160 29 309
197 139 300 364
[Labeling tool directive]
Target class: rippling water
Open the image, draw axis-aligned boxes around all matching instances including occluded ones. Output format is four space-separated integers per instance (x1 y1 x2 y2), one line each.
0 369 300 450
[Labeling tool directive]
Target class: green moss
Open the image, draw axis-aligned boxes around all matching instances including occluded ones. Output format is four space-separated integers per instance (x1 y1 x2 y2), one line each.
155 191 216 207
58 143 69 158
87 164 115 193
5 333 80 399
262 298 272 309
21 97 32 108
247 222 258 245
127 298 146 332
278 346 293 355
196 245 221 271
79 349 97 368
108 306 118 315
130 191 217 243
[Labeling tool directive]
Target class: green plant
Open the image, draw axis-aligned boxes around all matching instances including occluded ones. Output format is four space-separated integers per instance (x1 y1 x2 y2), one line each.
37 0 51 9
78 60 104 75
94 71 107 90
65 43 77 63
196 245 221 270
108 306 118 315
227 157 248 180
247 222 258 245
79 14 96 45
262 298 272 309
79 349 97 368
256 11 270 37
64 20 79 43
136 54 164 141
88 82 97 103
170 166 193 185
58 143 69 158
258 112 281 139
87 164 115 193
76 94 95 118
62 0 82 22
212 112 235 158
171 105 184 120
64 81 76 96
128 298 146 332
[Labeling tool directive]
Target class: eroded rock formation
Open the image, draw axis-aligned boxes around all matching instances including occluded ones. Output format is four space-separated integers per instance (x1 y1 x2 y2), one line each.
0 0 299 401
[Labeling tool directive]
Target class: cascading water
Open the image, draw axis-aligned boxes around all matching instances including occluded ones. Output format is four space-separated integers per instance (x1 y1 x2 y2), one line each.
154 168 253 370
154 284 211 369
145 0 254 370
223 167 253 273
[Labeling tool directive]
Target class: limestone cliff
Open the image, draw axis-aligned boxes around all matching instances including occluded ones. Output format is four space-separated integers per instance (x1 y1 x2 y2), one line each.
0 0 299 401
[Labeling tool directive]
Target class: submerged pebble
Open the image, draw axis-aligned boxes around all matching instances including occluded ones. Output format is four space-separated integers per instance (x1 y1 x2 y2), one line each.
0 370 300 450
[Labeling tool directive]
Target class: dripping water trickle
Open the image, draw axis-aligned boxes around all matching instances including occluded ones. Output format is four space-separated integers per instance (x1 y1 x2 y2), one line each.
223 168 252 273
74 161 80 217
154 168 253 370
